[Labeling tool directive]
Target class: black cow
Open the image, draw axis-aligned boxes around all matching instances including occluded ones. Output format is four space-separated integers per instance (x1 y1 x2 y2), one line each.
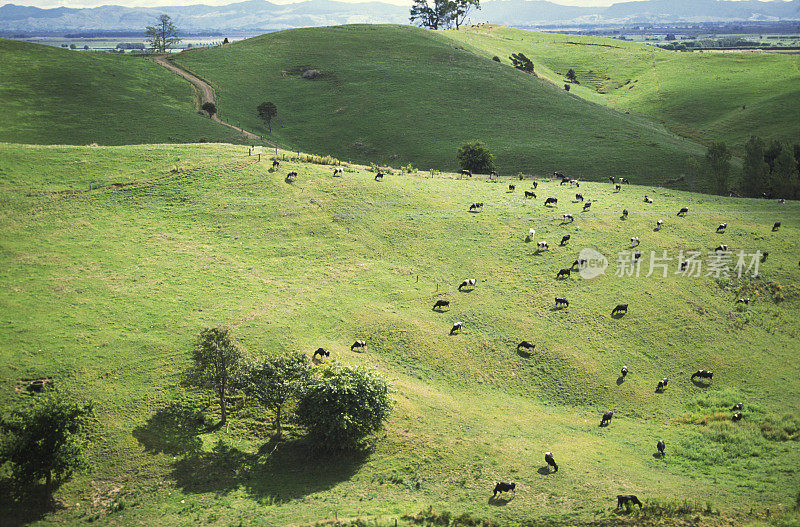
621 209 628 218
563 214 574 223
615 184 621 192
583 202 592 211
772 222 781 232
545 452 558 472
433 299 450 311
617 495 642 510
716 223 727 233
575 193 584 202
333 167 343 177
459 278 477 290
620 178 629 184
517 341 536 352
272 159 280 169
556 268 571 279
656 219 664 230
732 412 743 422
571 258 587 269
524 191 536 199
286 171 298 180
731 402 743 411
532 181 538 189
374 172 384 181
560 178 568 186
490 171 499 179
609 176 615 184
621 366 628 378
612 303 628 315
761 251 769 263
677 207 689 217
737 297 750 305
555 297 569 307
554 171 564 179
450 322 463 335
644 196 653 204
630 236 640 246
351 340 366 351
493 482 515 498
656 378 669 392
509 184 516 191
691 370 713 381
715 244 728 253
633 250 641 261
657 440 665 456
545 197 558 206
313 347 330 359
469 202 484 212
600 411 613 426
461 169 472 178
560 234 571 246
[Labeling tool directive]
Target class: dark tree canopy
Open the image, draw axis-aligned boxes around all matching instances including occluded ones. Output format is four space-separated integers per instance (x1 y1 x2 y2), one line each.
201 102 217 117
509 53 534 73
566 68 578 82
742 135 769 197
705 141 732 195
457 140 495 174
257 102 278 133
145 14 181 53
185 327 242 424
410 0 480 30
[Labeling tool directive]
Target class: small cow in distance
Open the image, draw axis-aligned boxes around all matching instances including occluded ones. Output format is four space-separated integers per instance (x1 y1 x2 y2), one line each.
656 378 669 392
272 159 280 169
715 244 728 252
657 440 665 456
620 177 629 184
677 207 689 217
583 202 592 211
621 366 628 378
716 223 727 233
459 278 477 290
731 402 743 412
630 236 640 247
493 482 515 499
621 209 629 219
737 297 750 305
691 370 713 382
732 412 743 422
560 178 568 186
633 250 641 261
644 196 653 204
612 303 628 316
576 193 584 202
556 268 571 279
450 322 463 335
545 452 558 472
537 241 549 251
490 170 499 179
617 495 643 511
545 197 558 206
375 172 384 181
772 222 781 231
554 171 564 179
509 184 516 191
561 234 571 246
433 299 450 311
563 214 574 223
517 341 536 352
313 347 330 359
460 169 472 178
555 297 569 308
525 191 536 199
600 411 614 426
333 167 343 177
286 171 298 181
609 176 615 184
572 258 587 269
615 184 622 192
762 251 769 263
469 202 484 212
656 219 664 230
351 340 367 351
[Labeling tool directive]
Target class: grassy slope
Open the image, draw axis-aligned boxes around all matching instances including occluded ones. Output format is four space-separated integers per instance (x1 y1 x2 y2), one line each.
172 25 707 188
443 26 800 149
0 39 248 146
1 142 799 525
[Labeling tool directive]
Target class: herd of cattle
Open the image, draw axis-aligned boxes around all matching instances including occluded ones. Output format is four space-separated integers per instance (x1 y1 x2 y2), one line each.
271 157 788 511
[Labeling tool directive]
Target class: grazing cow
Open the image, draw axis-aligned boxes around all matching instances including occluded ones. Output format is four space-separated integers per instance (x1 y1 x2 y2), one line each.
679 261 688 272
493 482 515 498
656 219 664 229
286 171 298 180
600 411 613 426
333 167 343 177
545 197 558 206
656 378 668 392
556 268 571 279
732 412 743 422
761 251 769 263
524 191 536 199
537 241 549 251
621 209 628 218
620 178 629 184
351 340 366 351
617 495 643 510
555 297 569 307
545 452 558 472
691 370 713 381
313 347 330 359
433 299 450 311
517 341 536 352
737 297 750 305
576 193 584 202
612 303 628 315
560 234 571 246
716 223 727 233
779 199 786 204
459 278 477 290
731 402 743 411
272 159 280 169
554 171 564 179
490 171 499 179
450 322 463 335
621 366 628 378
375 172 384 181
583 202 592 211
509 184 516 191
715 244 728 252
657 440 665 456
572 258 587 269
563 214 574 223
528 228 536 239
615 184 622 192
532 181 538 189
644 195 653 204
630 236 640 247
469 202 484 212
560 178 568 186
772 222 781 232
633 250 641 261
677 207 689 217
461 169 472 178
609 177 615 184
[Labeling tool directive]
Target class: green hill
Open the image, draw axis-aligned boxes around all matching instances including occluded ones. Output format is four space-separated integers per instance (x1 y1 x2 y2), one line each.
0 38 247 145
1 142 799 525
444 26 800 149
172 25 708 188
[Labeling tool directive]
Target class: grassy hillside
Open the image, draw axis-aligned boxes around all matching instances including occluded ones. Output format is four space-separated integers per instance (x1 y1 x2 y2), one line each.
0 39 248 145
1 142 799 525
444 26 800 149
172 25 709 188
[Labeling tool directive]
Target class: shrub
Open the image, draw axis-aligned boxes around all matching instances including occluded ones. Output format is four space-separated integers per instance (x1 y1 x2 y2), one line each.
509 52 533 73
760 414 800 441
456 141 494 174
492 56 500 62
564 84 570 91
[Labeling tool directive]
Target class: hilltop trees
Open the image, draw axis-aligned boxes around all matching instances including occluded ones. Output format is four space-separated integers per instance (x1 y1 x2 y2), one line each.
740 136 800 199
410 0 481 30
145 14 181 53
185 327 242 425
257 102 278 133
457 141 494 174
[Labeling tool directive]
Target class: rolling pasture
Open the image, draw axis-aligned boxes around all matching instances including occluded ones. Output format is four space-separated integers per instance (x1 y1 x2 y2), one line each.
444 26 800 149
1 142 799 525
171 24 706 187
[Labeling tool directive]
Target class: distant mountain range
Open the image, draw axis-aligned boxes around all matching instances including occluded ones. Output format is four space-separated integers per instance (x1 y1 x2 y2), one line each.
1 0 799 33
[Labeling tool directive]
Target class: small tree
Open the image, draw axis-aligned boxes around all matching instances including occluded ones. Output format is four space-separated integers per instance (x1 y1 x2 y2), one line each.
145 14 181 53
566 68 577 82
564 84 570 91
237 352 312 439
0 391 92 501
771 147 799 199
742 135 769 197
457 140 494 174
257 102 278 133
185 327 242 425
509 53 534 73
706 141 732 195
297 365 391 451
450 0 481 30
201 102 217 118
409 0 451 30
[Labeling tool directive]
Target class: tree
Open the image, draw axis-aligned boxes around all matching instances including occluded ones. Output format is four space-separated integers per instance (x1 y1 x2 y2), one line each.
201 102 217 118
509 52 534 73
0 391 92 501
742 135 769 197
185 327 242 425
705 141 732 195
771 146 799 199
297 365 391 451
764 139 783 172
237 352 312 439
665 34 677 41
457 140 494 174
257 102 278 133
145 14 181 53
566 68 578 82
449 0 481 30
409 0 451 30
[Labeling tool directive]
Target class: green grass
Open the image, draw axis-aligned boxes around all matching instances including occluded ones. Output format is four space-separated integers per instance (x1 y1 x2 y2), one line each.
0 39 249 146
443 26 800 150
1 142 799 525
171 24 708 188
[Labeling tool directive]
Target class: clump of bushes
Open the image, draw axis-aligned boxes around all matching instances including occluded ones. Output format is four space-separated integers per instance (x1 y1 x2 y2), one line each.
760 414 800 441
456 141 494 174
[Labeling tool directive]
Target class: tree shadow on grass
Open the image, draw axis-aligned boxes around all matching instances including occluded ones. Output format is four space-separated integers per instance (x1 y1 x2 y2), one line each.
132 401 207 456
0 478 66 527
172 437 369 501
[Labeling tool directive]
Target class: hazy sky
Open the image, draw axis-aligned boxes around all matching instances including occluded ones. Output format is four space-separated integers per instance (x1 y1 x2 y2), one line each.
10 0 792 8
